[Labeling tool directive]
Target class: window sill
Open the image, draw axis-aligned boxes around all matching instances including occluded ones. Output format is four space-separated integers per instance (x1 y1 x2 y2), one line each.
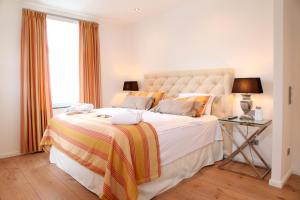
52 104 72 109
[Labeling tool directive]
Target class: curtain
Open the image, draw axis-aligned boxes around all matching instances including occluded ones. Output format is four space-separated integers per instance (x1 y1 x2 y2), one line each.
79 21 101 108
20 9 52 153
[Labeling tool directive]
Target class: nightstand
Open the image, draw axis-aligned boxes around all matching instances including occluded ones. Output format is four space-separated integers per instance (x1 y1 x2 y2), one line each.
218 117 272 179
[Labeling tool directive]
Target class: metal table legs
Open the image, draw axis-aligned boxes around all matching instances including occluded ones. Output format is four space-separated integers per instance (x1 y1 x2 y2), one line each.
219 123 271 179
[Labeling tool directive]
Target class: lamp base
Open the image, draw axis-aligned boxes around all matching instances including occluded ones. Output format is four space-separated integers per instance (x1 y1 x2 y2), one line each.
240 94 253 120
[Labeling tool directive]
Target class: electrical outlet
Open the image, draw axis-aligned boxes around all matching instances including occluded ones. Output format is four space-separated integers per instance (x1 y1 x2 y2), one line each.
287 148 291 156
251 139 259 145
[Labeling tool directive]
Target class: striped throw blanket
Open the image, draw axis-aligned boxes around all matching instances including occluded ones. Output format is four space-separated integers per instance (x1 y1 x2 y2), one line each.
40 113 161 200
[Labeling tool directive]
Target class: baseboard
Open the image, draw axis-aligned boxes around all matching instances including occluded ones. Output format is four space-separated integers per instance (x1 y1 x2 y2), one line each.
0 151 21 159
269 168 292 188
292 169 300 176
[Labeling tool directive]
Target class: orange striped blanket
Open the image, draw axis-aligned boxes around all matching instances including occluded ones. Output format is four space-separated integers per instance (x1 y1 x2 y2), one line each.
40 113 161 200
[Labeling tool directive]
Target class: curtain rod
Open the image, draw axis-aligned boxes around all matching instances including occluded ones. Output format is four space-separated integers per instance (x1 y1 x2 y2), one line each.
47 13 78 21
23 7 98 23
47 12 81 22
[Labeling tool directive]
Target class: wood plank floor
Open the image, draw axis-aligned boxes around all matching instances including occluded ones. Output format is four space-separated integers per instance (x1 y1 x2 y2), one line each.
0 152 299 200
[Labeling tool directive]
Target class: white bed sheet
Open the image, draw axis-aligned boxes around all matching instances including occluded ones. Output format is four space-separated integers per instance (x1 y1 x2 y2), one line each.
95 108 222 165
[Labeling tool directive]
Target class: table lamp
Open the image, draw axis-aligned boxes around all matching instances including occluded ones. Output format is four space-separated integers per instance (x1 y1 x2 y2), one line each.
123 81 139 91
232 78 263 120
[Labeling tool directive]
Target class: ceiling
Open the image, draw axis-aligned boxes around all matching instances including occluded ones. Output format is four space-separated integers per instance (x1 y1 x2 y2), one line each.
22 0 186 24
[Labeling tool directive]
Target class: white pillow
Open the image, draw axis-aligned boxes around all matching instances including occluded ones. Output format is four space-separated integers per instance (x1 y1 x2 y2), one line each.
177 93 216 115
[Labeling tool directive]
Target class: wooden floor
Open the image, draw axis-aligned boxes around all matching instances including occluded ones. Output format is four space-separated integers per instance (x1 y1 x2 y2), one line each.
0 152 299 200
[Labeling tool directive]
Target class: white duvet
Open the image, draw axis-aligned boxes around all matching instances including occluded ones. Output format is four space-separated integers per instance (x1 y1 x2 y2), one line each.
95 107 222 165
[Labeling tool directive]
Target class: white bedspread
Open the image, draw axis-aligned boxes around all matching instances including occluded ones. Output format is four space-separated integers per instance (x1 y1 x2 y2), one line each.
95 108 222 166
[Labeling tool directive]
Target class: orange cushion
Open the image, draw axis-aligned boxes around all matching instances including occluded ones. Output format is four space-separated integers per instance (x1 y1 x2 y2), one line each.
130 91 165 108
177 96 211 117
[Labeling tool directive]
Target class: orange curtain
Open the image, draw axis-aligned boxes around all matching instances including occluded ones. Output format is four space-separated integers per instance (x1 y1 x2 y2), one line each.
20 9 52 153
79 21 101 108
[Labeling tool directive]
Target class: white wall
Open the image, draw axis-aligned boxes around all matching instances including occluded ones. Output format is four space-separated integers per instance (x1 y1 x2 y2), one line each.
291 9 300 173
0 0 132 157
131 0 274 165
0 0 22 158
270 0 300 187
100 22 138 107
270 0 285 188
284 0 300 176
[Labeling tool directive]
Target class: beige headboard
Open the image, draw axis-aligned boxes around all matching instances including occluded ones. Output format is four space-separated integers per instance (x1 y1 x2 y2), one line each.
143 68 234 156
143 68 234 118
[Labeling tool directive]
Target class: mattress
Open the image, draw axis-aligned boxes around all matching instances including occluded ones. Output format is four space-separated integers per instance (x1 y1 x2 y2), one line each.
49 108 223 199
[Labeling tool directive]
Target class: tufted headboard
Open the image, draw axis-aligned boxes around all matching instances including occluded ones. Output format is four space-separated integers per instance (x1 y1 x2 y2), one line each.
143 68 234 156
144 68 234 97
143 68 234 118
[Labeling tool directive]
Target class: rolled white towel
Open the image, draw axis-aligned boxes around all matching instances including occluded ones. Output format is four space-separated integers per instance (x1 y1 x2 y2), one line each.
111 110 143 125
67 103 94 113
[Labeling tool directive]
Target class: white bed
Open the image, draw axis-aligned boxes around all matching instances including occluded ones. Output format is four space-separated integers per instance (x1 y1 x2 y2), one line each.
50 108 223 199
49 68 234 199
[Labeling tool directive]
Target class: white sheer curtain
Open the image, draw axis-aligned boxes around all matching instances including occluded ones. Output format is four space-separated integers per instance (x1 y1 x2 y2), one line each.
47 17 79 107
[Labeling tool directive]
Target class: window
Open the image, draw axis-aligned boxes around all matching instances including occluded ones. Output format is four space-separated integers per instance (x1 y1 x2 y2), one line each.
47 17 79 108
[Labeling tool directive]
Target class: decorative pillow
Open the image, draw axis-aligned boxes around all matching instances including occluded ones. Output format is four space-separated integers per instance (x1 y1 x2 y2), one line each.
111 92 129 107
176 96 211 117
130 91 164 108
178 93 215 115
150 99 201 117
120 95 154 110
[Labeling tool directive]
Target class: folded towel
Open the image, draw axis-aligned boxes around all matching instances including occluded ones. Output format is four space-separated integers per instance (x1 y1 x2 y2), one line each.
66 104 94 114
111 110 143 125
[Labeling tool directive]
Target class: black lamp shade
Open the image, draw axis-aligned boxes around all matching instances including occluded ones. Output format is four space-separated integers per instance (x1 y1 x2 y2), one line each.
123 81 139 91
232 78 263 94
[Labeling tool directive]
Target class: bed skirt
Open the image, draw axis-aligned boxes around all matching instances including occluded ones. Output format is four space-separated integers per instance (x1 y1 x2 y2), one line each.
50 141 223 200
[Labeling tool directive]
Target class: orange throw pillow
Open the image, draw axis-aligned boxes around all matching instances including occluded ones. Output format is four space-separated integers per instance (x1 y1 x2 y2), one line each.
130 91 165 108
177 96 211 117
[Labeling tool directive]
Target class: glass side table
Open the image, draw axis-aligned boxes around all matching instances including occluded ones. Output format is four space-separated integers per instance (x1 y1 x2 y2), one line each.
218 117 272 179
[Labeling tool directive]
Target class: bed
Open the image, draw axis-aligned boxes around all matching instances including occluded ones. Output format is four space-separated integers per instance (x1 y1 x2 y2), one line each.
45 68 234 200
